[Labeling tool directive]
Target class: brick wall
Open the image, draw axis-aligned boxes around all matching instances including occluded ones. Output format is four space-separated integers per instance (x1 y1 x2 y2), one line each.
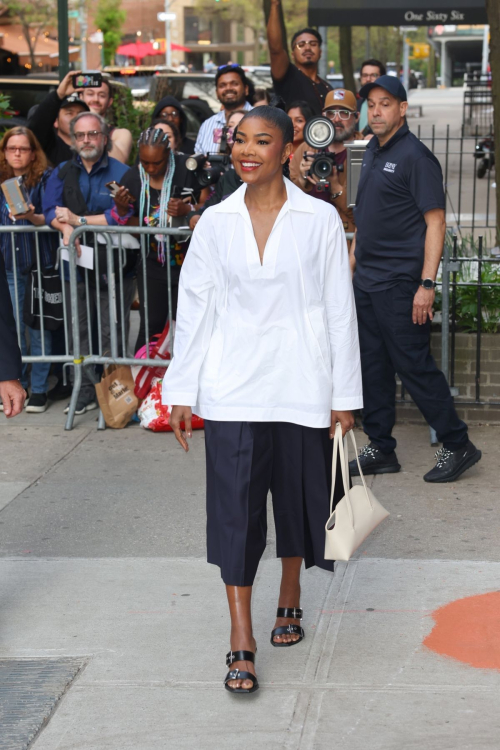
396 332 500 425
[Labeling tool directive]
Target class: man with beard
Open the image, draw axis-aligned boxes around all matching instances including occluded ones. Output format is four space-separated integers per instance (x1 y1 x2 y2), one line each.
194 65 253 154
267 1 331 115
43 112 133 415
290 89 362 235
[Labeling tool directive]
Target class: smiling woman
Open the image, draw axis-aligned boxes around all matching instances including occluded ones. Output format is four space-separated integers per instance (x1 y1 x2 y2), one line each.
162 100 363 696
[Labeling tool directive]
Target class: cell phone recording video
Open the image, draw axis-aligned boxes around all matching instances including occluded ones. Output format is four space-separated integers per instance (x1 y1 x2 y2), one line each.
73 72 103 89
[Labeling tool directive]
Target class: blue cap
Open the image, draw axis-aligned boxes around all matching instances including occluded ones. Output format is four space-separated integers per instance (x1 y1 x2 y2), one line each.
359 74 407 102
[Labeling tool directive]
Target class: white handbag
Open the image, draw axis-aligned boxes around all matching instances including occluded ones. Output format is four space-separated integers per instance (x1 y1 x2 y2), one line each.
324 424 390 561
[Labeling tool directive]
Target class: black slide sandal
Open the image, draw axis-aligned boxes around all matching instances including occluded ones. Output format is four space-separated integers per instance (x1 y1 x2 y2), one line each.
224 649 259 694
270 607 305 647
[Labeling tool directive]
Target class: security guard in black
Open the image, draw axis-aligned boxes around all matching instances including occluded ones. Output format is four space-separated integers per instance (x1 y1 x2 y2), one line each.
353 120 445 291
350 75 472 483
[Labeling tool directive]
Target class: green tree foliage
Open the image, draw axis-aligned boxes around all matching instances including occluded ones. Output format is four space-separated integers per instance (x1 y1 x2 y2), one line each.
95 0 126 67
5 0 56 69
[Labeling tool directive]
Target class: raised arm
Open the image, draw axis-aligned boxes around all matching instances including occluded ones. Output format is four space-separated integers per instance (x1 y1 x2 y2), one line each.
266 0 290 82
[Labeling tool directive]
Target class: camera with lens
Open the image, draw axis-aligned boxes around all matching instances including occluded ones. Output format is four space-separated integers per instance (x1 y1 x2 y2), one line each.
303 116 343 192
185 125 231 188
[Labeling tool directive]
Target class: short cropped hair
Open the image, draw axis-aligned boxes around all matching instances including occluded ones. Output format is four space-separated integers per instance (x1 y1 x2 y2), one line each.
291 28 322 48
360 59 387 76
215 64 248 88
69 111 111 152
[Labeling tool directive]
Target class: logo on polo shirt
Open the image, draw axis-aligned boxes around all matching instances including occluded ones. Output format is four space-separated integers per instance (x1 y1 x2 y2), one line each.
383 162 397 173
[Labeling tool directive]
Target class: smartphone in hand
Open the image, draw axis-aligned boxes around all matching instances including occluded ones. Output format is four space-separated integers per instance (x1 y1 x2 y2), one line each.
73 72 103 88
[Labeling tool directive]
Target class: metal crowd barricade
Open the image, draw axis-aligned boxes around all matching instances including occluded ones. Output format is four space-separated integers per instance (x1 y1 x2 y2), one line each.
0 224 73 368
65 225 192 430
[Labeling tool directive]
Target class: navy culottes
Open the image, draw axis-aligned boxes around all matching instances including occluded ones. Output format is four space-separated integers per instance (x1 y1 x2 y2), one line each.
205 420 345 587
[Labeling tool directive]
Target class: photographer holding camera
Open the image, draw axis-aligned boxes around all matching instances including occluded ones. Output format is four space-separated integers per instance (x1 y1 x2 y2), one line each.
289 89 362 235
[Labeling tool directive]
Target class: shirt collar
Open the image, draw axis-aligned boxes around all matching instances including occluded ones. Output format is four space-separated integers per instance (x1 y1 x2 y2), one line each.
369 120 409 153
74 150 109 174
214 177 315 215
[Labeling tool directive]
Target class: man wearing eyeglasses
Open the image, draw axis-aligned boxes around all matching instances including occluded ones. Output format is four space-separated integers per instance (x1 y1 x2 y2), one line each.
267 0 331 115
42 111 134 415
290 89 362 235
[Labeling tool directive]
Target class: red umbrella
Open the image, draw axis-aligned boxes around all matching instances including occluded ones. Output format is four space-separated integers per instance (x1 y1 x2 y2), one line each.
116 41 192 64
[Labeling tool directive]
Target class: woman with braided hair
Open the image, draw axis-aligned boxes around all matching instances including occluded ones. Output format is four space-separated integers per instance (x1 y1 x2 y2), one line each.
114 127 202 350
163 100 363 694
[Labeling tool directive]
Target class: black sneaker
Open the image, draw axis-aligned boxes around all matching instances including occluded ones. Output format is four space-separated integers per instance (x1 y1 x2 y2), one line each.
26 393 49 413
423 440 481 483
48 379 73 401
64 399 98 416
349 443 401 476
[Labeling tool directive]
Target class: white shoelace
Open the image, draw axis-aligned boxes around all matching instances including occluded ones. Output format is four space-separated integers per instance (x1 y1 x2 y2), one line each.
434 447 453 468
359 445 378 460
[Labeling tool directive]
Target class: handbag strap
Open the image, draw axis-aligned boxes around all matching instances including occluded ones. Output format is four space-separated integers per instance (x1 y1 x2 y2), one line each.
329 424 374 523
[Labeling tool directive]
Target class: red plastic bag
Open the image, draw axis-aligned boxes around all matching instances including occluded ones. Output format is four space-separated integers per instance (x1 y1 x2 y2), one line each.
133 321 174 401
138 378 204 433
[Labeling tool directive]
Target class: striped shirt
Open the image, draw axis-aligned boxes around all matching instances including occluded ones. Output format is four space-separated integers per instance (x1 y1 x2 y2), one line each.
194 102 253 155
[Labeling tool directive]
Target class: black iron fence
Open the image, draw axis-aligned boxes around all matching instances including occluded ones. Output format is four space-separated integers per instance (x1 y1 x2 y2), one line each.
413 125 496 238
463 84 494 136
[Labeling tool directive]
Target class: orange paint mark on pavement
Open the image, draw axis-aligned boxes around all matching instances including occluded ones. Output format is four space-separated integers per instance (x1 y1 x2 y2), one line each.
424 591 500 671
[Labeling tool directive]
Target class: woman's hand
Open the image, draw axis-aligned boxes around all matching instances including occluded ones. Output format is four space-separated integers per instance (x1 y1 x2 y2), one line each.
113 186 134 217
169 405 193 452
9 204 40 225
167 198 191 218
330 410 355 438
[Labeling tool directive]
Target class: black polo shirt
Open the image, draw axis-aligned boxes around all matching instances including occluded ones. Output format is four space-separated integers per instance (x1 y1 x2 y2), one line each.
353 121 445 292
272 63 332 115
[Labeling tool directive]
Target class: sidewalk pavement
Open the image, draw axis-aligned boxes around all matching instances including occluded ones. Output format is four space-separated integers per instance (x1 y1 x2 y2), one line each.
0 412 499 749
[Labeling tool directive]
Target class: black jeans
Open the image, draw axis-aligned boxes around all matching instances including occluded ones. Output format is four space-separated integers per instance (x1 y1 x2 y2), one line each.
135 259 180 352
354 281 468 453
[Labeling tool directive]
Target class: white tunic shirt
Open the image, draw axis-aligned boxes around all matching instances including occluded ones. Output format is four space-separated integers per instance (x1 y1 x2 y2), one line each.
162 178 363 428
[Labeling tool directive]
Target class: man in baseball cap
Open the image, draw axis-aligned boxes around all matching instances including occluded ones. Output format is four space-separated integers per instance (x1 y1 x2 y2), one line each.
290 88 362 235
348 75 481 483
28 72 90 167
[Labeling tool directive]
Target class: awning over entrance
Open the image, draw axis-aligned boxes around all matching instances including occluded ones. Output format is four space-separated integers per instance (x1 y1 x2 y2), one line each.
308 0 488 27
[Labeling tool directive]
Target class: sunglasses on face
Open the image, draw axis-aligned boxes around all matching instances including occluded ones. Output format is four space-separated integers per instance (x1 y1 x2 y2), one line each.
294 40 320 49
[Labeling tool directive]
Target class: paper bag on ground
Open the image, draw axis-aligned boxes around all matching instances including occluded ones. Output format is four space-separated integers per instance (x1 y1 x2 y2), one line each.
95 365 138 429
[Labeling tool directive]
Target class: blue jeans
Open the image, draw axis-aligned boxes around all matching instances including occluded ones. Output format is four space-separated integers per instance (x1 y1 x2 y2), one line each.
6 269 52 394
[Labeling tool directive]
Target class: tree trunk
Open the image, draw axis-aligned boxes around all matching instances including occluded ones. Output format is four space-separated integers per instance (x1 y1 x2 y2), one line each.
486 0 500 246
427 47 436 88
339 27 356 93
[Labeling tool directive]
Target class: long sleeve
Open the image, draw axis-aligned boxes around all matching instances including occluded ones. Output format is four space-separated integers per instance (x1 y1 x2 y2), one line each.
324 211 363 411
0 251 22 382
161 225 216 406
42 166 64 226
27 91 61 157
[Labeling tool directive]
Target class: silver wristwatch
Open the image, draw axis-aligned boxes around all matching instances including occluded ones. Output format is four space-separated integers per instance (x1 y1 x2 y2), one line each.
78 216 88 226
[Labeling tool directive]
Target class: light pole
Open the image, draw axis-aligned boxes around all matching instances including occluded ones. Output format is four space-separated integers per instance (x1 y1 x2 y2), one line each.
158 6 176 69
